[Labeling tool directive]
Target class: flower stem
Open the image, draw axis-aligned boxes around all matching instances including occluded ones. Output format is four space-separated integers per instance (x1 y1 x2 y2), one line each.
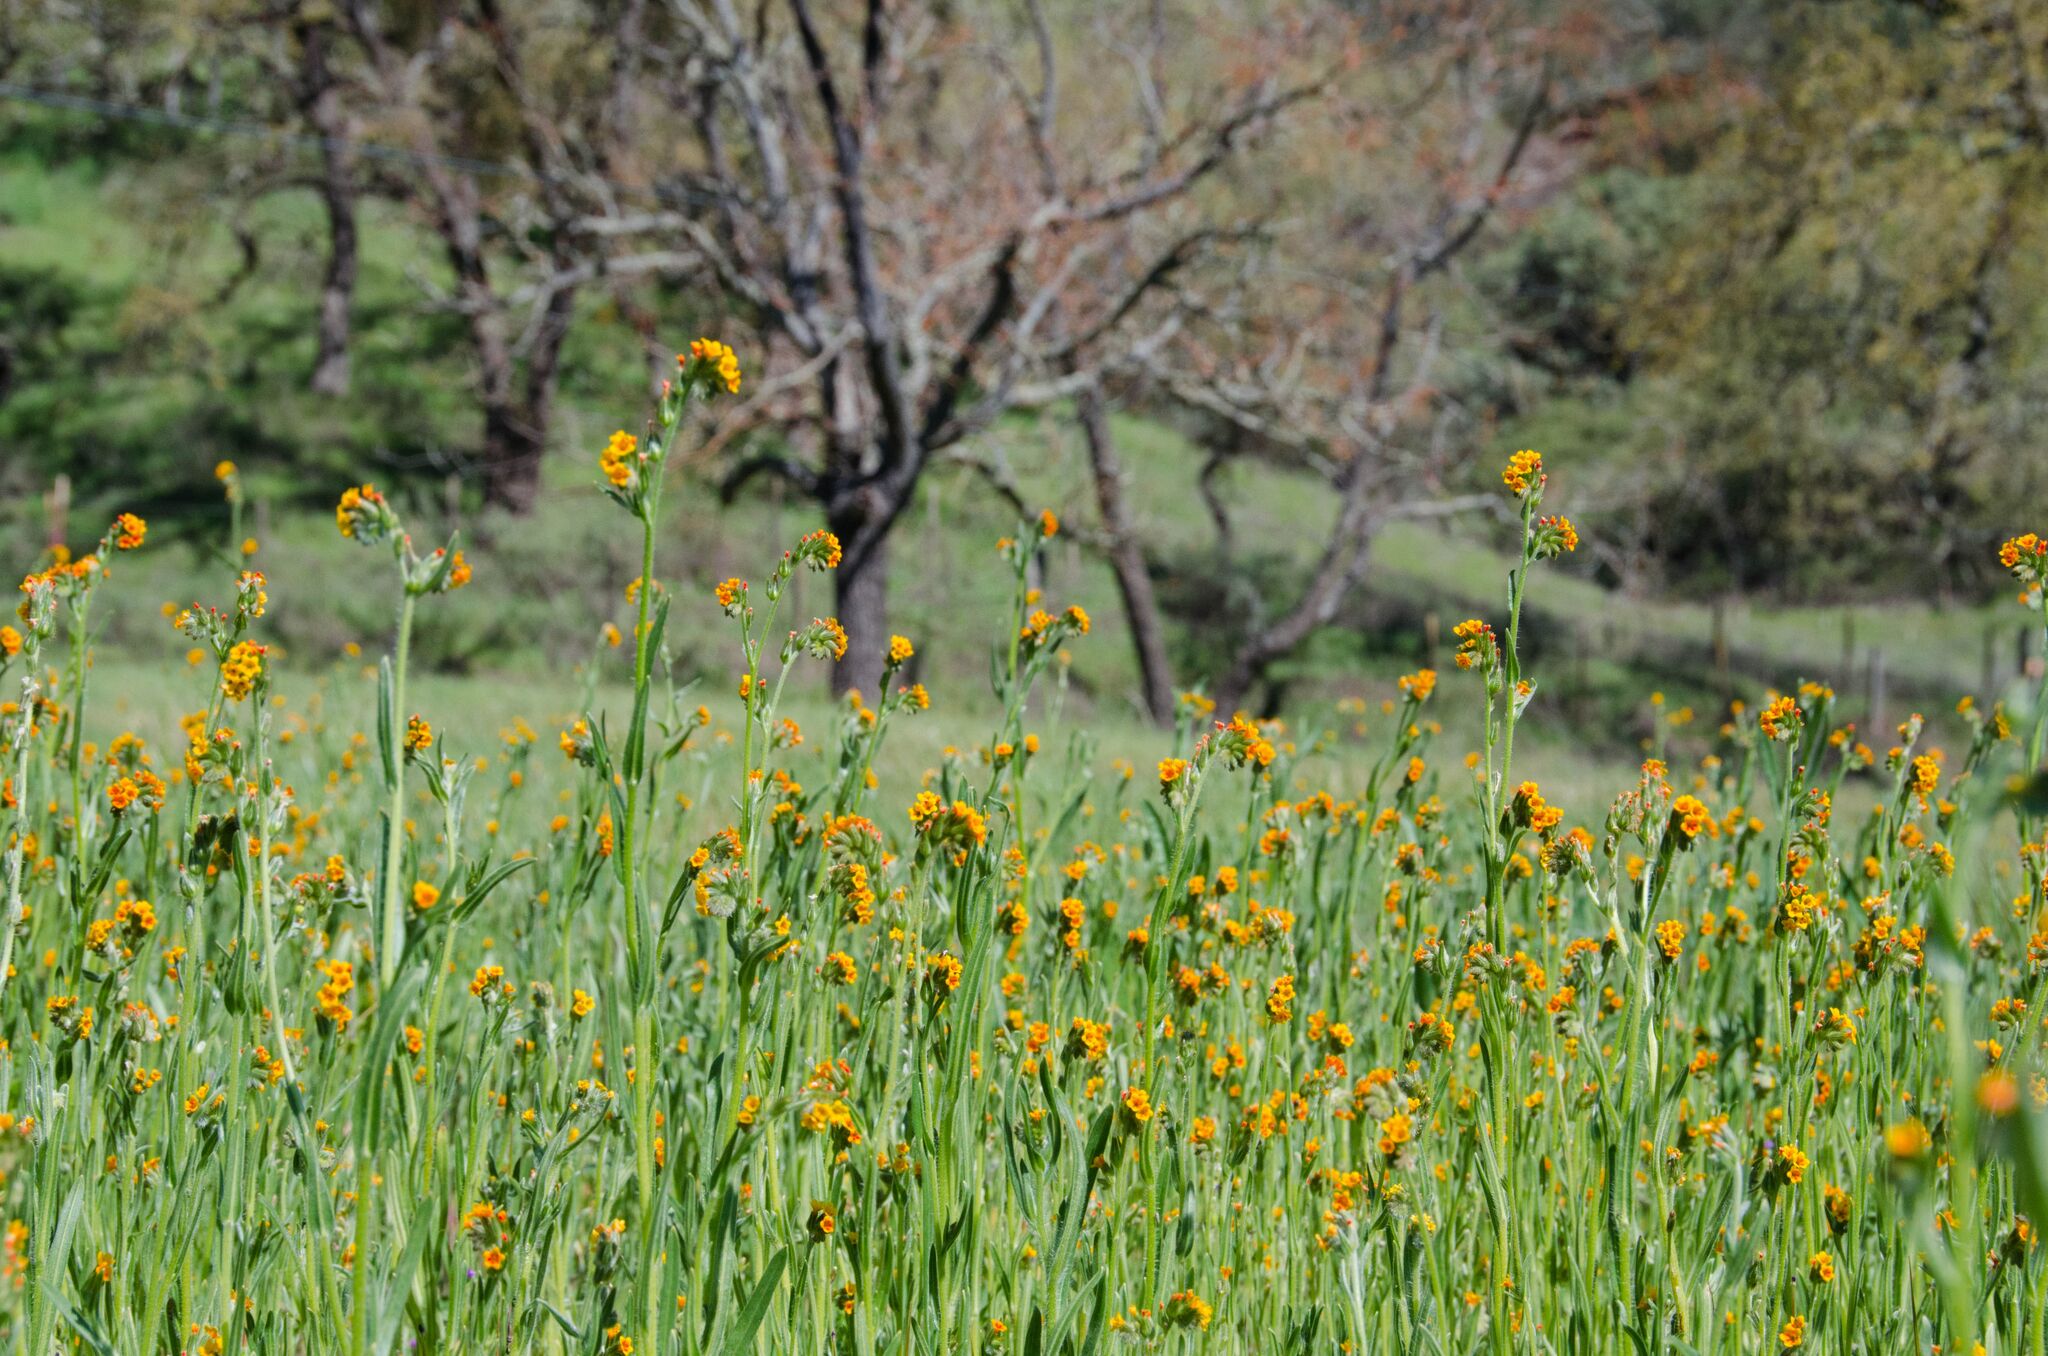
379 591 417 991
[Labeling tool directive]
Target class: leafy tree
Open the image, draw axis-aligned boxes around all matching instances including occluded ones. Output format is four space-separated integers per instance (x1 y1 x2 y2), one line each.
1621 0 2048 596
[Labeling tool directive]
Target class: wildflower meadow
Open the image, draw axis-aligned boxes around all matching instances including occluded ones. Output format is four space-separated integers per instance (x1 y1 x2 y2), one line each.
7 344 2048 1356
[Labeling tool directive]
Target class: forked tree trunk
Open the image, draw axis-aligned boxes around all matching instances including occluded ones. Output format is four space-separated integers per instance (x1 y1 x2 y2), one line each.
1079 388 1175 725
1211 481 1379 714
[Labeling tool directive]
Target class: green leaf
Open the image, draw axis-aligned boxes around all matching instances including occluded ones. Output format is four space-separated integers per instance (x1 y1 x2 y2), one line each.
451 854 538 923
719 1247 789 1356
352 961 427 1152
370 1191 439 1356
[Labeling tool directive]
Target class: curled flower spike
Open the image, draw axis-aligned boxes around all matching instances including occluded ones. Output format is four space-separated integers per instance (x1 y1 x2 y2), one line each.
112 513 147 551
335 484 396 544
1653 918 1685 960
1164 1291 1214 1331
1158 757 1191 800
1510 781 1563 835
220 641 266 701
1812 1006 1857 1047
236 571 269 619
1758 695 1802 741
1452 618 1497 672
403 546 470 596
923 951 963 1004
600 431 640 489
1265 973 1296 1023
907 794 987 857
1064 1017 1110 1061
681 338 742 394
1669 795 1710 844
2001 532 2047 594
1502 449 1544 497
1532 515 1578 559
795 530 842 571
1017 604 1090 658
559 719 595 766
1215 713 1276 769
1999 532 2045 575
788 617 849 662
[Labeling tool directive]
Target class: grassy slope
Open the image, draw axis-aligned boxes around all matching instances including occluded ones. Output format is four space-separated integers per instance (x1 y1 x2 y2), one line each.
6 139 2028 809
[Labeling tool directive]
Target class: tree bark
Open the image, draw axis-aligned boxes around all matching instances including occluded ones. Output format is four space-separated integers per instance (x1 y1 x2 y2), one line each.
829 499 892 701
1078 388 1175 725
453 223 577 516
1211 472 1379 714
481 402 545 514
338 0 580 517
297 16 357 397
475 260 573 516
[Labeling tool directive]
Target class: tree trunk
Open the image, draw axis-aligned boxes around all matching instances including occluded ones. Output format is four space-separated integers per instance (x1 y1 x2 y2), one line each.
481 402 545 514
1079 388 1175 725
476 269 573 516
298 17 357 397
829 501 891 701
1212 474 1379 714
309 153 358 396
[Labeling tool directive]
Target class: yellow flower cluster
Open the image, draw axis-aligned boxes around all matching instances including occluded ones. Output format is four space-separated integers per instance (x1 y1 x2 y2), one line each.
601 430 640 488
1502 448 1544 496
684 338 742 394
220 641 265 702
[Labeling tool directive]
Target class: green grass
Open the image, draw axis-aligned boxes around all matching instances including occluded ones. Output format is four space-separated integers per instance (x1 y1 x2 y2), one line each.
3 473 2045 1354
5 112 2022 762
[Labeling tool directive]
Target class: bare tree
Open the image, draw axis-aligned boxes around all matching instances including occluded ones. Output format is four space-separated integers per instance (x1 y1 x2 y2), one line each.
335 0 659 512
631 0 1332 697
1127 6 1565 713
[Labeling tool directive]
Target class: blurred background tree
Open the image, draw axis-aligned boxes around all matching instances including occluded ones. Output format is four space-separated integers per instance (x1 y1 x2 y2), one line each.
1619 0 2048 599
3 0 2043 730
